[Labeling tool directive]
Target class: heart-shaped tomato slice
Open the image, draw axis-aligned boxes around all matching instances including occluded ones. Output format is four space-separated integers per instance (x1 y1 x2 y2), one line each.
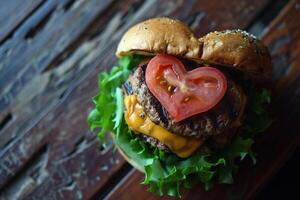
146 54 227 122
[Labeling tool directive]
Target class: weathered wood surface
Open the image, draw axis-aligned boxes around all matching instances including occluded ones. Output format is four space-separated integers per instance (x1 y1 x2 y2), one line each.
0 0 298 199
106 0 300 199
0 0 45 43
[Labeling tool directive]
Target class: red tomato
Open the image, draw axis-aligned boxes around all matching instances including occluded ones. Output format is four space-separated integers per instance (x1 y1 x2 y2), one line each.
145 54 227 122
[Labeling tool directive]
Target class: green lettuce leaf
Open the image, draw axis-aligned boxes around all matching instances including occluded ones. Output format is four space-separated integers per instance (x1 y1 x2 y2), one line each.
87 55 142 143
88 55 272 197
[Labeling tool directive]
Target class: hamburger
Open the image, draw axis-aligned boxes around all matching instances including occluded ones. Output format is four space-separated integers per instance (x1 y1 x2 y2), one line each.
88 18 272 197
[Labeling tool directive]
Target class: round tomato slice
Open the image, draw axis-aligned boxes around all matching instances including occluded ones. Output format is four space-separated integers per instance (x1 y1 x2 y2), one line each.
145 54 227 122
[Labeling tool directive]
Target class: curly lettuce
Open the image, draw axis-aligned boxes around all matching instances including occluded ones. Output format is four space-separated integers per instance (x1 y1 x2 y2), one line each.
88 55 272 197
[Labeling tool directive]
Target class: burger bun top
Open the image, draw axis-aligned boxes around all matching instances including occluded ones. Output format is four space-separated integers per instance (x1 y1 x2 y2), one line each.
116 18 272 78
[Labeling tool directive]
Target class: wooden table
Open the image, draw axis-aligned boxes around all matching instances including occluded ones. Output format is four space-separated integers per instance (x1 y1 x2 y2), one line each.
0 0 299 199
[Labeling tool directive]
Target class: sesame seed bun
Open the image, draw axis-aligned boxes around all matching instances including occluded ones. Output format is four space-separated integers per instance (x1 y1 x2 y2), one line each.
199 30 272 77
116 18 201 59
116 18 272 77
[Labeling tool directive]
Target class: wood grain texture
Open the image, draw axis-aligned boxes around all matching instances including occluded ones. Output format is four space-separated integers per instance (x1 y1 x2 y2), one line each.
0 0 114 110
0 0 45 43
2 0 295 199
0 65 126 199
105 0 300 199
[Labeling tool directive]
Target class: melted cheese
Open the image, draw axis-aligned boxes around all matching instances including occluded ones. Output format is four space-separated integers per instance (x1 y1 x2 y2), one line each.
124 95 203 158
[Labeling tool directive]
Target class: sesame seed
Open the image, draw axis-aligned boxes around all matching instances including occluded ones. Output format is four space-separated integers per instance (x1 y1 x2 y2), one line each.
184 97 190 102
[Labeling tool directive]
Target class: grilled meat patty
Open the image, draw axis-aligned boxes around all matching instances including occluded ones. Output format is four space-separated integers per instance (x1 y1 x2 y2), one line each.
138 134 170 152
123 62 246 153
129 64 245 139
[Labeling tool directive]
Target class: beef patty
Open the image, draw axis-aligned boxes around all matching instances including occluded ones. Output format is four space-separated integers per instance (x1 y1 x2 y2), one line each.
128 64 245 139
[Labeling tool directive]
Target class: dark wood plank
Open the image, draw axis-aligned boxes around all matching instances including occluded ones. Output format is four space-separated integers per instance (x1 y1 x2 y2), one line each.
0 0 116 149
0 55 126 199
0 0 271 199
105 170 174 200
0 0 114 111
0 0 45 43
105 0 300 199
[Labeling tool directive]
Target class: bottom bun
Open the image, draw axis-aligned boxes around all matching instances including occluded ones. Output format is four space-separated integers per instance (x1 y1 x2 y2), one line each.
115 141 144 172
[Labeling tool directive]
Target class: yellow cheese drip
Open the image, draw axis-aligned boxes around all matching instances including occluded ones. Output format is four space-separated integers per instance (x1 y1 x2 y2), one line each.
124 95 203 158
